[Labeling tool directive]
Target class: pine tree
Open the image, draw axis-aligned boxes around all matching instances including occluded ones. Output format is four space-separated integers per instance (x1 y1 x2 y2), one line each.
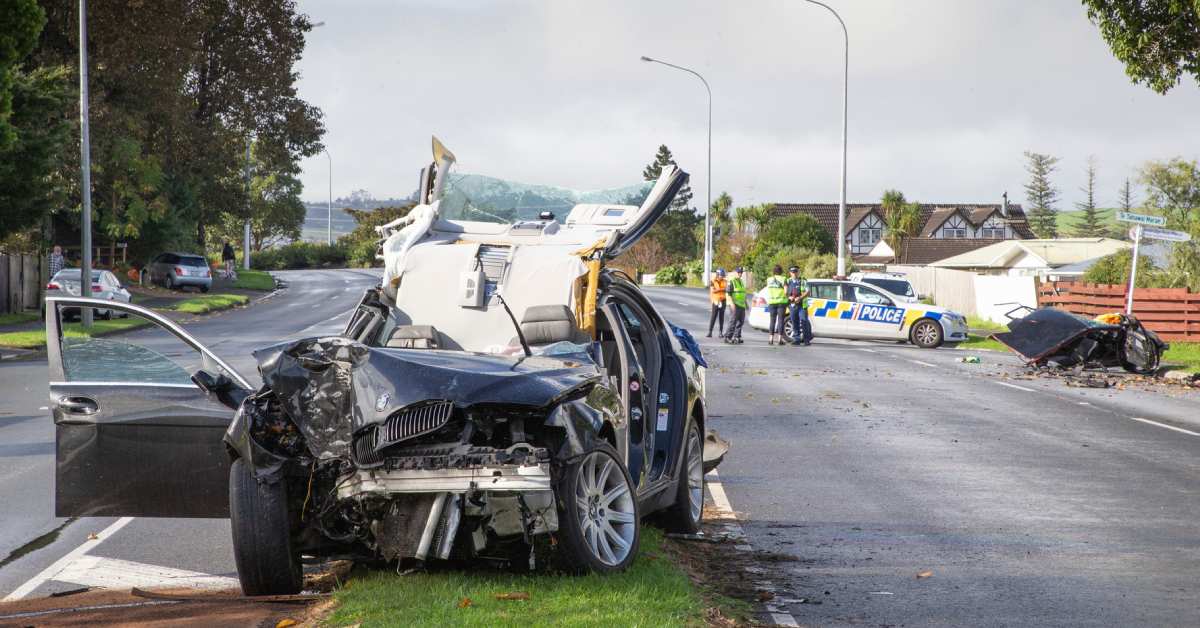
1023 151 1060 238
1112 177 1136 238
1074 157 1105 237
641 144 694 210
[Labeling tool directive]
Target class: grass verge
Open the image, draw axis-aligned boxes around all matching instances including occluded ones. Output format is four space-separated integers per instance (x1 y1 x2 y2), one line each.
0 312 38 327
326 528 705 628
958 334 1009 353
1162 341 1200 373
233 270 275 291
171 293 249 314
0 316 150 350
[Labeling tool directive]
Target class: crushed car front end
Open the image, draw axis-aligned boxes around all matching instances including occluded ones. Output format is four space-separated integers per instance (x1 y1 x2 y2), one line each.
224 336 623 567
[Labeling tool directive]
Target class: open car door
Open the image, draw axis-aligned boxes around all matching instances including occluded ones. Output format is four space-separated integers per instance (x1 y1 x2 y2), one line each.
603 165 688 259
46 297 252 518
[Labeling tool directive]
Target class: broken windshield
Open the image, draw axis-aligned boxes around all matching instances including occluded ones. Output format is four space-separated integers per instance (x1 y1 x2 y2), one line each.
438 169 653 224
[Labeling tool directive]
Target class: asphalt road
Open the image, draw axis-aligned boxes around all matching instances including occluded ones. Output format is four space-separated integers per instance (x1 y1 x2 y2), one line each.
0 268 379 599
2 276 1198 627
644 286 1200 627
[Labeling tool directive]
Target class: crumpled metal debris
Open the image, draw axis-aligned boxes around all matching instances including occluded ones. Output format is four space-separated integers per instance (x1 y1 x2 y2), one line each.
993 308 1167 375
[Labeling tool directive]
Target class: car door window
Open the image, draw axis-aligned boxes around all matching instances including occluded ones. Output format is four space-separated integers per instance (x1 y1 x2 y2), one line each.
809 283 838 300
60 306 230 386
845 285 892 306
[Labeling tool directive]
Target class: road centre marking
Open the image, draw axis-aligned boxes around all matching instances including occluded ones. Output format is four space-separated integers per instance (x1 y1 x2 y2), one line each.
995 381 1036 393
3 517 133 601
855 348 877 353
908 359 937 368
1130 417 1200 436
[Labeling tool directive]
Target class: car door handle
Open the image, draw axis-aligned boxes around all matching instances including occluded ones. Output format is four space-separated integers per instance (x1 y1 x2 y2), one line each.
59 396 99 415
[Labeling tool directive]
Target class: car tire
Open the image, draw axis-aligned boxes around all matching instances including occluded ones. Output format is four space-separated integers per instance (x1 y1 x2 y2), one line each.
200 285 210 293
783 318 795 343
228 458 302 596
99 308 112 320
910 318 943 349
555 444 639 573
166 275 176 290
661 421 704 534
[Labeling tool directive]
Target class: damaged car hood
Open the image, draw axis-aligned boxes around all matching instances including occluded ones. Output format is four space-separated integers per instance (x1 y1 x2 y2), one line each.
253 337 602 458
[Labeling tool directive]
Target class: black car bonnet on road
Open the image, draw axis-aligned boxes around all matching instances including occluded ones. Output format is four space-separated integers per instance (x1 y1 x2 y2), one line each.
251 337 603 459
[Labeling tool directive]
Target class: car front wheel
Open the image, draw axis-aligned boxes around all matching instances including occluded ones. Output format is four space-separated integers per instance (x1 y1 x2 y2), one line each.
229 458 302 595
911 318 943 349
556 444 639 573
661 421 704 533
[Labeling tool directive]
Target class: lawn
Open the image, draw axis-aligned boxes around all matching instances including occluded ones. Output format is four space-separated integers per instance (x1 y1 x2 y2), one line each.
326 528 707 628
0 316 149 349
171 293 249 314
958 334 1009 353
1162 342 1200 373
232 270 275 291
0 312 38 327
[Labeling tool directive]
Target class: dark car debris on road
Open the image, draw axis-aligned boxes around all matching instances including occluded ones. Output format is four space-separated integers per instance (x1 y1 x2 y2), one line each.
992 307 1168 375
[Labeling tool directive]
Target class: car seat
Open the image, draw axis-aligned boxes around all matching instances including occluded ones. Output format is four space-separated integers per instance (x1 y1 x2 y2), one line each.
516 305 591 347
385 325 441 349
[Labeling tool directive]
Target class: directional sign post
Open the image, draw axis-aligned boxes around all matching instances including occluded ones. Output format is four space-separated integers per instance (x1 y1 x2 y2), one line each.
1116 211 1191 314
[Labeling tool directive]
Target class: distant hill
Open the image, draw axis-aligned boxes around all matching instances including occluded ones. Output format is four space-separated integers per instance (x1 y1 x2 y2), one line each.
1052 207 1128 238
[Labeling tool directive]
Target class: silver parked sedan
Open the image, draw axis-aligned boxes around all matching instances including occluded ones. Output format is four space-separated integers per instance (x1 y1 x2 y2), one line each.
44 269 132 319
146 252 212 292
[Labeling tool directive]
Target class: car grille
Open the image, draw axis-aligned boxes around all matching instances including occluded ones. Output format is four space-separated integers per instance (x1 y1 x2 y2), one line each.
353 400 455 466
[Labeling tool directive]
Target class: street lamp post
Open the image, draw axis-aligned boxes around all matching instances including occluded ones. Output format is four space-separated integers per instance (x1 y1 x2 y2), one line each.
640 56 713 285
324 148 332 245
78 0 93 327
802 0 849 277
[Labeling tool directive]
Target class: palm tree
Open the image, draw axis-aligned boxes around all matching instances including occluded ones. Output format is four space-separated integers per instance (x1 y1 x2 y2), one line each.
710 192 733 240
734 203 773 235
880 190 922 263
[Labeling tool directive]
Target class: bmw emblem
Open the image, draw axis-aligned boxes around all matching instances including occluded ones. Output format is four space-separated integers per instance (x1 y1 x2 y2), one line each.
375 393 390 413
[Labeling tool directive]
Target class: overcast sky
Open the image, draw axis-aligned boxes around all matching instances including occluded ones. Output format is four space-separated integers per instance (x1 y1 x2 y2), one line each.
293 0 1200 211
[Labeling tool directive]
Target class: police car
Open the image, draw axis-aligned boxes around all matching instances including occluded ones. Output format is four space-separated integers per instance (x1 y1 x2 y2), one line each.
747 279 969 348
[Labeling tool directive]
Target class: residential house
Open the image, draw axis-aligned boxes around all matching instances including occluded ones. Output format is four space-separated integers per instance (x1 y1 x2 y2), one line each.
771 198 1036 257
929 238 1130 277
856 238 1003 267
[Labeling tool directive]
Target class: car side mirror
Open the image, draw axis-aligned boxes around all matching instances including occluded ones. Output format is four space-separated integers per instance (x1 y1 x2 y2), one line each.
192 369 232 393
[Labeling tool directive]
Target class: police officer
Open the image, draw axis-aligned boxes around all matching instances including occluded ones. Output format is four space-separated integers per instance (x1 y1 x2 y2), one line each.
724 266 747 344
707 268 728 337
786 265 811 346
765 264 788 345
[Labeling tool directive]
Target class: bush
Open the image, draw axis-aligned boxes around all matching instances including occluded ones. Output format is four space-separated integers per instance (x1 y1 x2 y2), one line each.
249 241 348 270
760 214 834 254
749 244 852 281
340 205 414 267
1083 249 1164 287
655 264 686 285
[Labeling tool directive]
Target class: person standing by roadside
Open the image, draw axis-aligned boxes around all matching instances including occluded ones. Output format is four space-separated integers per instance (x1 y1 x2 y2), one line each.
707 268 728 337
787 265 811 346
724 266 747 344
221 241 236 279
48 245 65 277
765 264 788 345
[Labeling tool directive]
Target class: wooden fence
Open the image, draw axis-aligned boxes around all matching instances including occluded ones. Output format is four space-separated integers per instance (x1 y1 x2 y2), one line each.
1038 281 1200 342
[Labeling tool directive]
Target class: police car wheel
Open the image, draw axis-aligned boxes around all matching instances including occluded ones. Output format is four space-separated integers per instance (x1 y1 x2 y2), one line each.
911 319 943 348
783 319 795 342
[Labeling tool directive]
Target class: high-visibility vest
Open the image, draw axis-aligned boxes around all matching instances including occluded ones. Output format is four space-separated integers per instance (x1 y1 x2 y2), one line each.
728 277 747 307
766 275 787 305
709 277 728 303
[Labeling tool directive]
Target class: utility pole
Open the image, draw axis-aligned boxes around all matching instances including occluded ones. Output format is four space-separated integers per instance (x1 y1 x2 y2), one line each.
78 0 93 327
802 0 849 277
325 148 332 245
243 138 251 270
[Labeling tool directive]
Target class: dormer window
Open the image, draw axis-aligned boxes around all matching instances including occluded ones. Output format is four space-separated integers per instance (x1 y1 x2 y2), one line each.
941 215 969 238
980 214 1006 238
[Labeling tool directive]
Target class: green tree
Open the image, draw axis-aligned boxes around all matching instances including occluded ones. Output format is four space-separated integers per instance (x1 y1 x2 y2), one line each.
1083 0 1200 94
341 204 413 267
734 203 772 234
1083 248 1163 287
1074 157 1106 237
880 189 923 261
1138 157 1200 290
214 143 307 251
0 0 44 149
760 212 834 254
642 144 693 210
0 65 71 240
1109 176 1136 238
1023 151 1061 238
710 191 733 241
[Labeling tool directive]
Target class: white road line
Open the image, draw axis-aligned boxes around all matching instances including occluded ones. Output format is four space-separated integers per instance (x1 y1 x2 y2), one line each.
855 348 877 353
55 556 238 591
908 359 937 368
995 381 1036 393
3 516 133 601
1130 417 1200 436
705 471 799 627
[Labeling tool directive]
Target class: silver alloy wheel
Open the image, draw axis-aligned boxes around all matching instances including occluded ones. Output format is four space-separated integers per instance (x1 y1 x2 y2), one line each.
686 427 704 523
575 451 637 566
914 320 939 347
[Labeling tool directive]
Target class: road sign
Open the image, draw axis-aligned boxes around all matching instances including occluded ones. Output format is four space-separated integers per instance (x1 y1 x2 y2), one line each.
1116 211 1166 227
1140 226 1191 242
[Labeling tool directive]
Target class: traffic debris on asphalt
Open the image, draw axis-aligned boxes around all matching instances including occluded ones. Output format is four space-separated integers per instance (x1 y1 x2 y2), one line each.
916 570 934 579
956 356 981 364
992 308 1167 374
